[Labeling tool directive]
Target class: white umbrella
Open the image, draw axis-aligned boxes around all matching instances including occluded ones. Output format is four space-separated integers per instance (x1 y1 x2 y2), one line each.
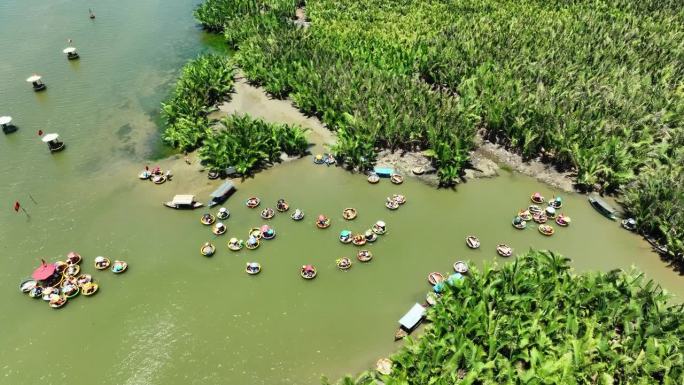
26 75 42 83
0 116 12 125
41 133 59 142
63 47 77 54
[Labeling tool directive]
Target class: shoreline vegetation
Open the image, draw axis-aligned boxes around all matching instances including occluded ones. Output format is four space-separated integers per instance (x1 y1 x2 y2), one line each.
326 250 684 384
175 0 683 263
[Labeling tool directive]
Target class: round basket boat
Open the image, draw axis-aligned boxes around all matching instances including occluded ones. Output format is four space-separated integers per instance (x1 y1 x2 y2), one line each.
316 216 331 229
301 265 317 279
42 287 59 301
372 221 387 235
111 260 128 273
228 238 244 251
248 227 263 240
19 279 37 293
291 209 304 221
246 197 260 208
313 154 324 164
65 264 80 277
528 205 542 215
453 261 469 274
55 261 68 274
367 173 380 184
545 206 556 219
81 282 99 296
62 284 80 298
245 237 260 250
28 286 43 298
200 243 216 256
549 197 562 209
532 213 548 224
261 225 276 240
428 272 445 285
496 244 513 257
538 224 555 236
151 174 166 184
512 217 526 230
385 200 399 210
336 258 352 270
465 236 480 249
342 208 357 220
245 262 261 275
200 213 216 225
139 170 151 180
323 153 336 165
390 174 403 185
352 234 367 246
357 250 373 262
339 230 352 244
48 295 67 309
212 223 227 235
530 193 545 204
426 292 438 306
216 208 230 220
94 256 111 270
207 170 220 180
412 166 425 175
276 199 289 212
66 251 82 265
364 230 377 243
260 208 275 219
392 194 406 205
76 274 92 287
518 210 533 221
555 214 571 227
376 358 392 375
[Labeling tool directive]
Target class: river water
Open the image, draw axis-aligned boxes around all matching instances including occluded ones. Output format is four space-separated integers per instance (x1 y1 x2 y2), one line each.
1 1 681 385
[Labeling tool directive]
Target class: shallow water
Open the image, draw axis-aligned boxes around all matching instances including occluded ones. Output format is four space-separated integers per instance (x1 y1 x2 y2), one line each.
1 1 681 385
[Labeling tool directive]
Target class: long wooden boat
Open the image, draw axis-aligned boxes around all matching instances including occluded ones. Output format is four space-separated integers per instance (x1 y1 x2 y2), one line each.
588 196 617 220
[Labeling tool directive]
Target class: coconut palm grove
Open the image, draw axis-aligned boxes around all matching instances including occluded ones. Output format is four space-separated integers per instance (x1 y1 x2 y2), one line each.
157 0 684 382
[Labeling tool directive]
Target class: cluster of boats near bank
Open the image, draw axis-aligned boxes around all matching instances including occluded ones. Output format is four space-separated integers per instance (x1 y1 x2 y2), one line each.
367 167 404 185
18 253 127 310
138 166 172 184
511 193 572 236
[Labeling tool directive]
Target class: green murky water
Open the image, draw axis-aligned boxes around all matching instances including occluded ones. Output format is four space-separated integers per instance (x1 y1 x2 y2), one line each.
1 1 681 385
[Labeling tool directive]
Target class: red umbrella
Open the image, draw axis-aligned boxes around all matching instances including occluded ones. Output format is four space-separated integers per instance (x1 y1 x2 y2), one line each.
32 259 56 280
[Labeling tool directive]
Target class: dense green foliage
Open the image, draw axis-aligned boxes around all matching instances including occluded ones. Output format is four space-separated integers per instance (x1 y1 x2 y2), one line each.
199 114 308 174
162 54 234 150
191 0 683 260
327 251 684 384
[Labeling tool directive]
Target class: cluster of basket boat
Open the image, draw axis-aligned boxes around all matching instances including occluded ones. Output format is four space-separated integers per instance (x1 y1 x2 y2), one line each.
18 252 128 310
195 197 395 278
511 193 572 236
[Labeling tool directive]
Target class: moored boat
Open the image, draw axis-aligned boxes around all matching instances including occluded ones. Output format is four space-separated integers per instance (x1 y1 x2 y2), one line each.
518 209 532 221
301 265 317 279
276 199 290 212
588 195 617 220
374 167 394 177
228 238 244 251
151 174 166 184
412 166 425 175
212 222 227 235
453 261 468 274
376 358 392 375
316 215 331 229
392 194 406 205
394 328 408 340
139 170 151 180
111 260 128 273
291 209 304 221
372 220 387 235
532 212 548 224
465 236 480 249
367 173 380 184
260 208 275 219
200 242 216 256
342 208 357 220
385 199 399 210
428 272 445 285
357 250 373 262
339 230 352 244
94 256 110 270
245 236 260 250
390 174 404 185
200 213 216 225
496 244 513 257
313 154 324 164
512 216 526 229
555 214 571 227
531 192 545 204
81 282 98 296
246 197 261 208
538 224 555 236
245 262 261 275
164 194 202 209
323 153 336 165
621 218 636 231
336 257 352 270
425 292 438 306
352 234 367 246
216 207 230 220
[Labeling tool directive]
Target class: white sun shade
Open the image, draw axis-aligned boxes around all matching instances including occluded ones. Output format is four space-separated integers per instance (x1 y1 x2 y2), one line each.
41 133 59 142
63 47 77 54
26 75 42 82
0 116 12 125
